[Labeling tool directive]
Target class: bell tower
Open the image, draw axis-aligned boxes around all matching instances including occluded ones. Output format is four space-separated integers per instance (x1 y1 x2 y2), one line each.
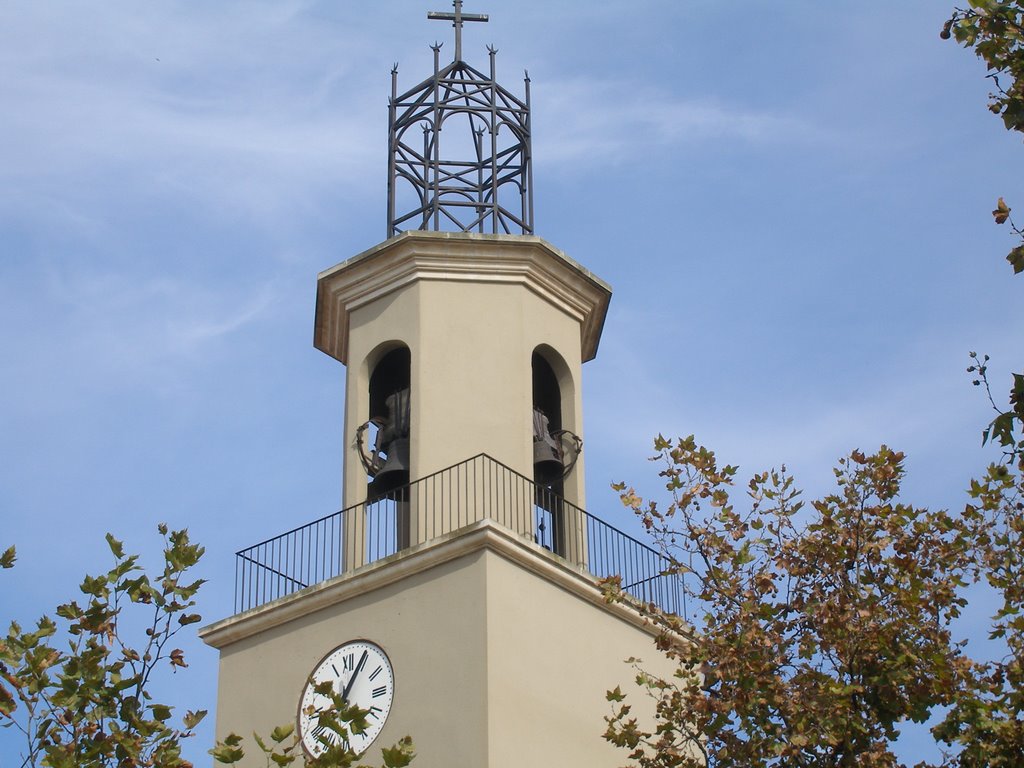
314 231 610 569
200 6 683 767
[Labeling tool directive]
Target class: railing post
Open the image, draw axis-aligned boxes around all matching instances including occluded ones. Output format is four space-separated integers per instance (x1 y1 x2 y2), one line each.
344 505 367 572
561 502 588 570
410 478 430 547
396 495 412 551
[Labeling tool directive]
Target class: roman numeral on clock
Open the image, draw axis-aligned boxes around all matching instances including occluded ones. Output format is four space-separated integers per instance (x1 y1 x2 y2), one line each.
372 685 388 698
313 724 337 745
369 665 383 681
342 653 355 672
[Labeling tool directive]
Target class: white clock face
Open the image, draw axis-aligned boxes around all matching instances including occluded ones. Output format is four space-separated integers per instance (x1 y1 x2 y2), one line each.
298 640 395 756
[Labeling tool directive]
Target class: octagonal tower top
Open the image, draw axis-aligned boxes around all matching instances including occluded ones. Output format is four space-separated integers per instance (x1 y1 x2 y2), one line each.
387 1 533 238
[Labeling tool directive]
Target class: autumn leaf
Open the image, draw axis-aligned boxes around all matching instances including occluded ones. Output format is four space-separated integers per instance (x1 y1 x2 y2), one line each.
993 197 1012 225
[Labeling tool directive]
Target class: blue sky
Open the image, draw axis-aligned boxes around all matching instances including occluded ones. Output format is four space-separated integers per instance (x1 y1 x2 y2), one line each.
1 1 1022 764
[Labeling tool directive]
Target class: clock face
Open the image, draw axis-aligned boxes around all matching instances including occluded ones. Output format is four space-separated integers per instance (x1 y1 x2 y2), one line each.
298 640 395 756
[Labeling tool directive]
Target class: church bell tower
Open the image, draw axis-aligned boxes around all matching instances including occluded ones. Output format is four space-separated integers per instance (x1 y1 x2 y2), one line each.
200 5 682 766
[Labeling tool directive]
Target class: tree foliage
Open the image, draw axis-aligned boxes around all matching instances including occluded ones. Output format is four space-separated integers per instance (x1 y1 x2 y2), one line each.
936 4 1024 759
930 357 1024 766
942 1 1024 133
942 1 1024 273
211 689 414 768
604 441 974 767
0 526 207 767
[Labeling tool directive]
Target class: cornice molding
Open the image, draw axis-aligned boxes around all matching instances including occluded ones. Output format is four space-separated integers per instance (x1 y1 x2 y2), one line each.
314 232 612 364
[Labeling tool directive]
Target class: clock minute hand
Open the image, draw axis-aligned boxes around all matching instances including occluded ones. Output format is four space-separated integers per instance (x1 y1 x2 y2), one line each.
340 650 368 703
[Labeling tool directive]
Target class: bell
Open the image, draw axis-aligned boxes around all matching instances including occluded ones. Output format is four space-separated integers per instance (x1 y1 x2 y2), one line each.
380 389 411 443
368 437 410 500
533 439 563 485
532 408 564 485
366 388 411 500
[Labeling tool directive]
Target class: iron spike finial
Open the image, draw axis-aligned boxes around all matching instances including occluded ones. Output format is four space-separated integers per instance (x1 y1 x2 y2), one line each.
391 2 532 237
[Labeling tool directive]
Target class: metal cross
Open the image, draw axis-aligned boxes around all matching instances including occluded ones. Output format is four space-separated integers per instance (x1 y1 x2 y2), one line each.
427 0 488 62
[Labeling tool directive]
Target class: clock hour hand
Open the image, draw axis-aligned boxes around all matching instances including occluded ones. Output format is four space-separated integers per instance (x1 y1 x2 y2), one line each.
340 650 368 703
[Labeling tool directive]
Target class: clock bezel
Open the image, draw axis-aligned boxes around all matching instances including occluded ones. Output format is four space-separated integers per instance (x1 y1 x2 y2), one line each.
296 638 396 757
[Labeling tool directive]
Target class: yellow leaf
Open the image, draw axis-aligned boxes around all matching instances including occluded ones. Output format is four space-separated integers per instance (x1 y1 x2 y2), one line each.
993 197 1011 224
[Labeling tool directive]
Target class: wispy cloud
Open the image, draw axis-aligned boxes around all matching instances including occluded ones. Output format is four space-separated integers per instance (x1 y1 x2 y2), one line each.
0 1 385 229
0 261 286 418
165 283 281 350
534 76 819 166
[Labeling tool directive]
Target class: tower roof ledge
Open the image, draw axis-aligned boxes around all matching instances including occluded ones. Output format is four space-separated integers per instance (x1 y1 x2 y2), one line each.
314 231 612 365
199 517 680 650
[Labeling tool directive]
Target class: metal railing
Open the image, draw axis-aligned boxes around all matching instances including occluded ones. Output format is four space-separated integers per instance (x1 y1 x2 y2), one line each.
234 454 685 618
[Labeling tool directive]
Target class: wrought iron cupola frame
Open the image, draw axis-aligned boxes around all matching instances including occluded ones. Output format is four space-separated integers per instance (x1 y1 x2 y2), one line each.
387 42 534 237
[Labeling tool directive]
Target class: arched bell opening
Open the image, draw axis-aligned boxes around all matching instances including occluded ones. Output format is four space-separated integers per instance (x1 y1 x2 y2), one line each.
532 352 563 490
358 344 412 550
532 348 582 557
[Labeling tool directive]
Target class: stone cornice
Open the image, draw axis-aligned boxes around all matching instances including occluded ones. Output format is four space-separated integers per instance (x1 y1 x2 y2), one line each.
314 232 612 364
199 519 675 649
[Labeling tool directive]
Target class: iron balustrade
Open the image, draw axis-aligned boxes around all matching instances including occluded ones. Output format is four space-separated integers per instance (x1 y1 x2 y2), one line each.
234 454 685 619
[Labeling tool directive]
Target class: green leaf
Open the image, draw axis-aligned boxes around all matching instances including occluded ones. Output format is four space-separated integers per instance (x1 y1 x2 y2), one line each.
211 735 245 764
381 736 416 768
990 411 1016 447
270 723 295 743
79 574 109 597
105 533 125 559
55 601 81 620
1007 244 1024 274
0 546 15 569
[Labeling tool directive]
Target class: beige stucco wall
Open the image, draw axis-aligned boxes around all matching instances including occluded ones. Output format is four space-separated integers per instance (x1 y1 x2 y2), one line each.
483 547 677 767
209 548 491 768
202 523 681 768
